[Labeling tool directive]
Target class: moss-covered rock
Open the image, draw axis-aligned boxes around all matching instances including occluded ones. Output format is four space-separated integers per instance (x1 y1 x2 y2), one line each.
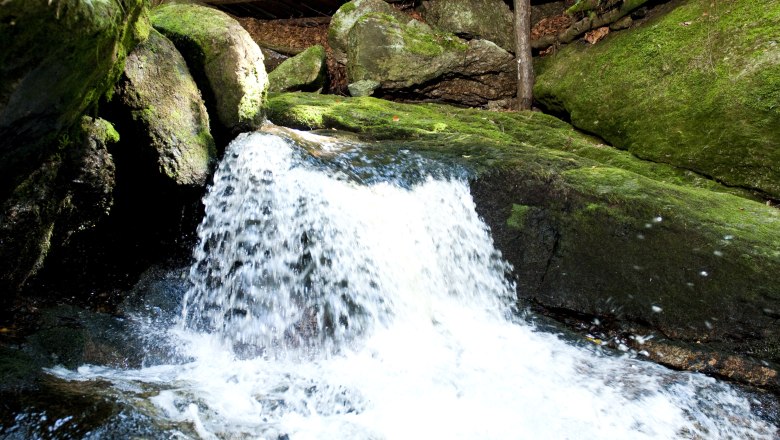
347 12 468 89
268 45 327 93
114 28 216 187
0 117 120 301
344 12 514 106
0 0 148 202
534 0 780 199
152 3 268 135
267 92 780 386
418 0 515 52
328 0 409 64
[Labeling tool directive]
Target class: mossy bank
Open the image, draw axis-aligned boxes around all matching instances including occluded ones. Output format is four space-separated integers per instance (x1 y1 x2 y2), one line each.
534 0 780 199
268 92 780 390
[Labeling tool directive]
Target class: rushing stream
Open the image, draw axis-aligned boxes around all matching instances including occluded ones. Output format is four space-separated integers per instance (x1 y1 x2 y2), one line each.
17 131 779 438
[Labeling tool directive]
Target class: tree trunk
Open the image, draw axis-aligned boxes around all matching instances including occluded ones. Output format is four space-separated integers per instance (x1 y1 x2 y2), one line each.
514 0 534 110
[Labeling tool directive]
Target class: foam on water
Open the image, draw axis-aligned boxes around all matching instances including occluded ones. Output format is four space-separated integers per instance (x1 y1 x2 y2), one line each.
49 132 777 439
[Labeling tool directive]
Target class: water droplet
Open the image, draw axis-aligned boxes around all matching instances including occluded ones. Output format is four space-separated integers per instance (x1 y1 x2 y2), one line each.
723 235 734 240
653 216 663 223
713 250 723 257
636 234 645 240
699 271 709 277
652 305 663 313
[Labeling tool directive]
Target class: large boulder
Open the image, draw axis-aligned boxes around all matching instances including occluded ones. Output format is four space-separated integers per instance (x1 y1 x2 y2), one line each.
0 117 119 298
418 0 515 52
0 0 147 301
152 3 268 135
534 0 780 199
267 92 780 389
328 0 409 64
268 45 327 93
114 28 216 187
408 39 515 106
347 13 467 89
346 13 515 105
0 0 148 201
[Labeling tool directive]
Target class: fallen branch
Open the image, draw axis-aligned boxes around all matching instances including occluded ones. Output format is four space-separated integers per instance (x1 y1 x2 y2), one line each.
532 0 649 50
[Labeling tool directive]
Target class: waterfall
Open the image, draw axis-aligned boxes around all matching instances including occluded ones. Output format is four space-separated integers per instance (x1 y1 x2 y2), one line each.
46 131 777 439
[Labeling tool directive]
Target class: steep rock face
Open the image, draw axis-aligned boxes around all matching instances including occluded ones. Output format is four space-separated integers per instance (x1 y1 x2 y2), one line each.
267 92 780 389
268 45 327 93
114 28 216 187
345 12 515 105
0 0 147 201
418 0 515 52
535 0 780 199
0 117 119 299
152 3 268 135
328 0 408 64
0 0 147 300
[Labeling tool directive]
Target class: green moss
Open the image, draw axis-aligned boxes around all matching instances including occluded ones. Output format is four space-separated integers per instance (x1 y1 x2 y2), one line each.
341 2 357 14
266 92 757 199
152 3 267 131
507 204 531 229
535 0 780 198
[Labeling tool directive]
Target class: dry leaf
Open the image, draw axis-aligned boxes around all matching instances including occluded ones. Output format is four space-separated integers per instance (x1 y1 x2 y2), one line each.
584 27 610 44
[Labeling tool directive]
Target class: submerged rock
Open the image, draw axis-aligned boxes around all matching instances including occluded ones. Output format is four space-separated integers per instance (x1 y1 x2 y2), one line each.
268 45 327 93
152 3 268 135
114 28 216 187
418 0 515 52
535 0 780 199
267 92 780 389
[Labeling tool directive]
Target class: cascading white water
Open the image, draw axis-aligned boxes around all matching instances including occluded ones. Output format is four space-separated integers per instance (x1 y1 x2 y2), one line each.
49 131 777 439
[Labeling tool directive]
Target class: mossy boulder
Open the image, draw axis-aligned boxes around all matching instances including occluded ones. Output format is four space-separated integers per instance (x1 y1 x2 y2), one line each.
268 45 327 93
534 0 780 199
267 92 780 386
347 12 468 89
0 0 148 202
0 117 120 301
345 12 514 105
152 3 268 135
114 28 216 187
418 0 515 52
328 0 409 64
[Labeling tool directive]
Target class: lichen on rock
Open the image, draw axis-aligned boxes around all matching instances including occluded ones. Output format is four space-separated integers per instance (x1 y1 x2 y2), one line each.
152 2 268 134
114 28 216 187
328 0 409 64
268 45 327 93
418 0 515 52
